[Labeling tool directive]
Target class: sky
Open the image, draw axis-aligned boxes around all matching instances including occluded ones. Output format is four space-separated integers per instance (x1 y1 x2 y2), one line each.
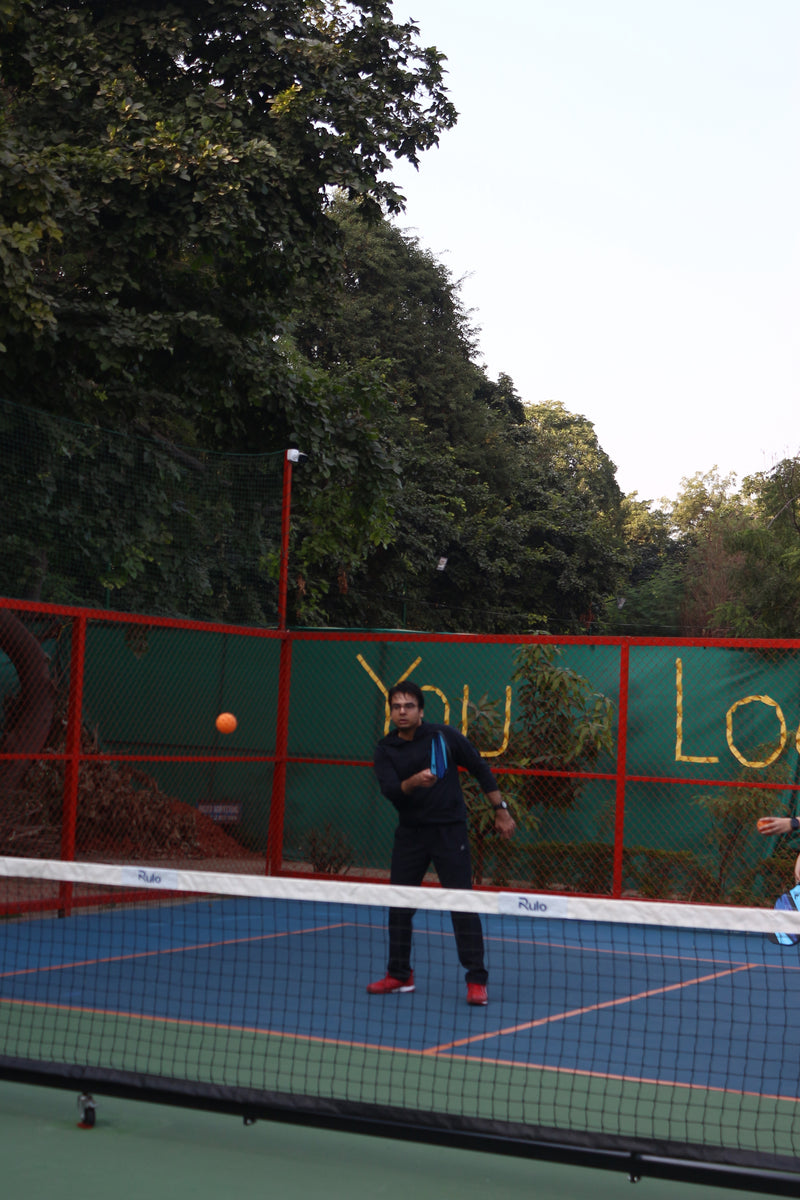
387 0 799 504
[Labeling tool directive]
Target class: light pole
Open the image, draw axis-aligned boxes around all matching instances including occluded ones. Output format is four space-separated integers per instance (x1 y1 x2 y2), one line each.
268 448 306 874
277 448 307 631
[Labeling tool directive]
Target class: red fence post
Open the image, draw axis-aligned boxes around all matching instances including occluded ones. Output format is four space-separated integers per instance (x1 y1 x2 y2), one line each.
267 635 293 875
60 613 87 912
611 640 630 898
266 450 300 874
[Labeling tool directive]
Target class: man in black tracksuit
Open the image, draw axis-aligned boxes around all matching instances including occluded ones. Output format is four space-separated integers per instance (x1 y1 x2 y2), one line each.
368 680 515 1006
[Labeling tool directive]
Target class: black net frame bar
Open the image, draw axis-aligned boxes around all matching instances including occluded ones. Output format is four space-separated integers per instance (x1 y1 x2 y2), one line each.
2 1061 799 1197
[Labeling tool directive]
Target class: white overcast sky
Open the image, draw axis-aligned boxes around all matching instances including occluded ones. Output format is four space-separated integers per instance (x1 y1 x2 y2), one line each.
388 0 799 504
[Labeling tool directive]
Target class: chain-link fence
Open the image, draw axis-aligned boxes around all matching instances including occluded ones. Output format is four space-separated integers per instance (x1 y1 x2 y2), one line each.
0 398 284 624
3 598 800 908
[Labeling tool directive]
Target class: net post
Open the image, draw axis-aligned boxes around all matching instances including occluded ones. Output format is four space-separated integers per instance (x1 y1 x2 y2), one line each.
628 1152 643 1183
611 639 630 898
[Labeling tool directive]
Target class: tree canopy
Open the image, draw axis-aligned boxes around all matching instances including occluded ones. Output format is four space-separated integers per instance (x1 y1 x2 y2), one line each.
685 462 800 639
603 463 800 640
0 1 455 622
0 0 455 444
6 1 789 640
292 202 628 630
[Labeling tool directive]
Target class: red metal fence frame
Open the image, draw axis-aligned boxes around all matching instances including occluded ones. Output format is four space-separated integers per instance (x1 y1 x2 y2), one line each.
4 595 800 903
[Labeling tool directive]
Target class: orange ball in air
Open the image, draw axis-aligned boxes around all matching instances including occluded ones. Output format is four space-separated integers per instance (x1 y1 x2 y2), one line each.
216 712 237 735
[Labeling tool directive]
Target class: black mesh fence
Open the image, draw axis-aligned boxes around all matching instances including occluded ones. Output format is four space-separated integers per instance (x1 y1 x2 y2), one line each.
0 397 284 624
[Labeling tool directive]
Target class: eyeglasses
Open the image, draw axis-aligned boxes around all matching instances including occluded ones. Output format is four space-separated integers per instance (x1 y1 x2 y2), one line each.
390 702 418 712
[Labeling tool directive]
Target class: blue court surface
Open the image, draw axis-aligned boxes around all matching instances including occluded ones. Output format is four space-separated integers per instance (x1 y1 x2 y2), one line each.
2 894 800 1170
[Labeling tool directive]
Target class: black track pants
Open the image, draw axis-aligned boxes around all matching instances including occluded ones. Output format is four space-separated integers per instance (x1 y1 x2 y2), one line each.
387 822 487 985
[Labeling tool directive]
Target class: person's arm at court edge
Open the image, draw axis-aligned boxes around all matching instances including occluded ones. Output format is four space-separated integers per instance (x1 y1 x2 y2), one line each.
757 816 800 836
486 790 516 840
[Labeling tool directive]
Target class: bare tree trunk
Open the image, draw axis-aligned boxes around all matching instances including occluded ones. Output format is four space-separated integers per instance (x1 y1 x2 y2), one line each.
0 609 56 811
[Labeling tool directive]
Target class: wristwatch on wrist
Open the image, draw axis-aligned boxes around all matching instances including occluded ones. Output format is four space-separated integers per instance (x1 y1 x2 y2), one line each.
492 800 509 811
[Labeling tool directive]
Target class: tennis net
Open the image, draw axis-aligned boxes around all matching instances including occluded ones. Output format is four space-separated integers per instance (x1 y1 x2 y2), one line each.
1 856 799 1189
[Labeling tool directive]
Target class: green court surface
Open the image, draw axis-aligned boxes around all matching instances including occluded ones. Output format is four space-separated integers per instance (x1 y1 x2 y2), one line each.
0 1080 786 1200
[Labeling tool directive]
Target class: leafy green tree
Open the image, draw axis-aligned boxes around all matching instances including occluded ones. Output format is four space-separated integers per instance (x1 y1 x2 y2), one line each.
294 199 515 627
664 468 741 537
605 468 752 638
709 459 800 638
507 402 626 630
473 372 526 426
0 1 459 783
1 1 458 623
663 468 752 637
599 460 800 639
1 5 632 635
296 197 482 437
0 384 398 625
295 204 629 631
0 0 455 443
601 495 686 635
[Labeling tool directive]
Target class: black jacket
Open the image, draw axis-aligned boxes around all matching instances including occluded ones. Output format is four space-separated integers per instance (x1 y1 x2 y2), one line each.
373 720 499 827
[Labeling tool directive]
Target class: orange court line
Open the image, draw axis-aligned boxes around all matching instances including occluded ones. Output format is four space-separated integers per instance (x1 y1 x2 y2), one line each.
423 926 800 973
437 1046 800 1106
0 922 351 979
424 963 757 1053
0 994 430 1057
2 973 798 1108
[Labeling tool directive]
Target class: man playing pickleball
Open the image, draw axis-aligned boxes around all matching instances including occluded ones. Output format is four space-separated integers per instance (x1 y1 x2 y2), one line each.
368 681 515 1006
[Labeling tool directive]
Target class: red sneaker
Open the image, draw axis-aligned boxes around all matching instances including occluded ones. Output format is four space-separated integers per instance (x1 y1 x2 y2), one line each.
366 971 415 995
467 982 488 1006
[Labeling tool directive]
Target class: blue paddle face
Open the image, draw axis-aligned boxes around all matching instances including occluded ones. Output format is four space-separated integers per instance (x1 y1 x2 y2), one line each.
430 733 448 777
772 887 800 945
